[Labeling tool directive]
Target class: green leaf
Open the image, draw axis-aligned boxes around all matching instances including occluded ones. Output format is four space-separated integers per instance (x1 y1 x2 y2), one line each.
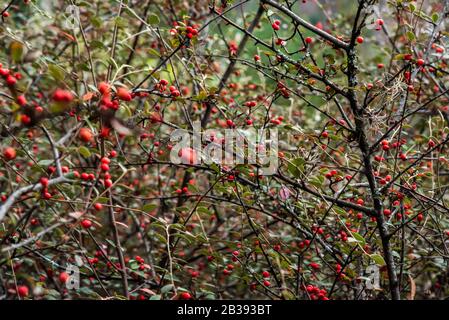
287 157 304 178
10 41 24 63
431 13 439 23
78 146 91 158
148 48 160 58
161 284 174 294
406 31 415 41
333 207 346 215
148 13 160 25
142 203 158 212
196 206 211 215
350 231 366 245
96 197 109 204
48 64 66 82
38 159 54 166
90 16 102 28
370 254 386 266
90 40 106 49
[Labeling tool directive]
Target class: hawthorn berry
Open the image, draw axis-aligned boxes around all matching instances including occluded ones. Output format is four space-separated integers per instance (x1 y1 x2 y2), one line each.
178 147 197 164
272 21 280 31
117 87 132 101
179 292 192 300
53 89 74 102
40 177 49 187
17 95 27 106
79 128 93 143
17 285 29 297
416 58 425 66
3 147 16 160
81 219 92 229
59 272 69 283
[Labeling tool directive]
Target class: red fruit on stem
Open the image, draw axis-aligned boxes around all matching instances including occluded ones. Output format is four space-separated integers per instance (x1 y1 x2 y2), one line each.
17 95 27 106
179 292 192 300
3 147 16 160
98 82 110 95
117 87 132 101
17 285 29 297
178 147 197 164
59 272 69 283
40 177 49 187
79 128 93 143
81 219 92 229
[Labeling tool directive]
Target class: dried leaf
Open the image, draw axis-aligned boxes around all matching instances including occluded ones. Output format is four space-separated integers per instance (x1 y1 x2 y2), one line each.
83 92 94 101
407 275 416 300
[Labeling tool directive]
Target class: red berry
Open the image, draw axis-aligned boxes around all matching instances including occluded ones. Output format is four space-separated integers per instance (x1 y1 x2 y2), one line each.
416 59 425 66
3 147 16 160
104 179 113 188
79 127 93 143
40 177 49 187
356 36 364 44
101 157 110 164
179 292 192 300
94 203 103 211
59 272 69 283
17 285 29 297
6 75 16 86
178 147 197 164
262 271 270 278
117 87 132 101
53 89 74 102
98 82 110 95
17 95 27 106
81 219 92 229
305 37 313 44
